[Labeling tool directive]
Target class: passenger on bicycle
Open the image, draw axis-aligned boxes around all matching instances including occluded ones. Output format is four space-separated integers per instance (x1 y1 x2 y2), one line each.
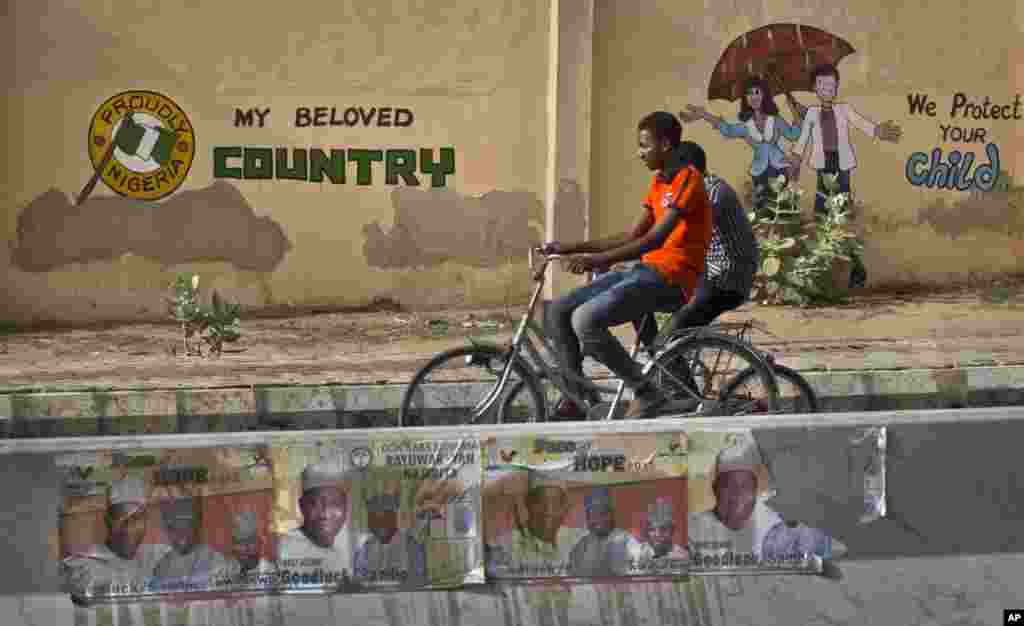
648 141 760 343
541 111 713 420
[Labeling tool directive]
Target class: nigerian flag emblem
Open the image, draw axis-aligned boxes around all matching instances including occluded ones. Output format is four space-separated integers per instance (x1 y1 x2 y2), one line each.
112 113 178 166
82 90 196 204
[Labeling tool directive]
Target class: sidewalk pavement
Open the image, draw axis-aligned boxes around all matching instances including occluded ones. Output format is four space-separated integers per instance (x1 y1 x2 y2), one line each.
1 287 1023 433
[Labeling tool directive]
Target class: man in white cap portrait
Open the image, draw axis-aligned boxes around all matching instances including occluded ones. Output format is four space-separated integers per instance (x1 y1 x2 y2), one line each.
152 496 234 590
61 476 169 594
276 456 354 583
486 476 585 577
639 497 689 564
687 434 771 562
568 486 646 577
353 488 427 586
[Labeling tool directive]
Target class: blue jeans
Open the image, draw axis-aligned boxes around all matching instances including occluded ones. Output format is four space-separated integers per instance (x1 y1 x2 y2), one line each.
546 264 685 391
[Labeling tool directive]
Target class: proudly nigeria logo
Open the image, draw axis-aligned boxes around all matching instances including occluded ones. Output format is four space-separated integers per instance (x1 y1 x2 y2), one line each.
81 90 196 204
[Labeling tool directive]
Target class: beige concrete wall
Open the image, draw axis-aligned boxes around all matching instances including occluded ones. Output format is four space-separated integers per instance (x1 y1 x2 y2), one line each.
2 0 551 324
9 1 1022 326
591 1 1024 288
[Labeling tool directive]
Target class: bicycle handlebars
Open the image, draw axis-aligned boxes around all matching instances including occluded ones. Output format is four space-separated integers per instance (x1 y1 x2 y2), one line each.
530 247 603 283
528 247 565 282
528 247 563 266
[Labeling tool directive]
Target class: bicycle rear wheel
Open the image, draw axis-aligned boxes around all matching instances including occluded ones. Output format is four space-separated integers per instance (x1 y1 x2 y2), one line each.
721 363 819 415
646 333 780 417
399 345 546 427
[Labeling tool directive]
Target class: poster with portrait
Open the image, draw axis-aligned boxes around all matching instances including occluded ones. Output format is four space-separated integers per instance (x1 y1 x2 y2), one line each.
685 429 843 575
482 431 690 583
268 434 484 594
56 446 276 605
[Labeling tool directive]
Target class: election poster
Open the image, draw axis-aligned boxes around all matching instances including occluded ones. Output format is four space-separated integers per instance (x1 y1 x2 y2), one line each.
56 445 277 604
685 429 843 575
482 431 690 583
268 434 484 593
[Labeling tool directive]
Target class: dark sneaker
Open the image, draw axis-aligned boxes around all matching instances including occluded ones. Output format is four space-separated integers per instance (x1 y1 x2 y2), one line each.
623 386 668 419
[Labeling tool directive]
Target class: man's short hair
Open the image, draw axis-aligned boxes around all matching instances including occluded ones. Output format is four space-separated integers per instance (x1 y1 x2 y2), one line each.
638 111 683 148
678 141 707 175
812 63 840 86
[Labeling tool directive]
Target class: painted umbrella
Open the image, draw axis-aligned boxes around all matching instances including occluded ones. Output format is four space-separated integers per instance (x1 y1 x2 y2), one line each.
707 23 856 102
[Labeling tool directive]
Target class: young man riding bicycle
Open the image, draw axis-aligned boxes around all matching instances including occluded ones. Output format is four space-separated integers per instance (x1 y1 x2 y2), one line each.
542 117 759 420
653 141 759 340
541 111 713 419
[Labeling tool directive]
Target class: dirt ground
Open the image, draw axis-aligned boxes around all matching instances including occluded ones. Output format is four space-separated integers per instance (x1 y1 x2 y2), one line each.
2 281 1023 391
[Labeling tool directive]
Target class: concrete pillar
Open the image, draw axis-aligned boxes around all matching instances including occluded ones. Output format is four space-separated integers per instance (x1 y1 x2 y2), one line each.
543 0 595 302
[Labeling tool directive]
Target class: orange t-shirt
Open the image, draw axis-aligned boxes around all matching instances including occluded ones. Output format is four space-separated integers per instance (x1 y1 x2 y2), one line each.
640 164 713 297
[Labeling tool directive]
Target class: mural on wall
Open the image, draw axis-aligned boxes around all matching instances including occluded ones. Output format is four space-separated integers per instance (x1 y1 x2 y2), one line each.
906 92 1022 239
679 23 905 289
904 93 1011 192
212 147 456 187
214 105 456 187
81 91 197 204
11 90 293 274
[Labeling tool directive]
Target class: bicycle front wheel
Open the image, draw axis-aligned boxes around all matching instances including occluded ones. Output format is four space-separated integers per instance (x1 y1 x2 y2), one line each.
721 363 819 415
646 333 780 417
399 345 546 427
495 379 550 423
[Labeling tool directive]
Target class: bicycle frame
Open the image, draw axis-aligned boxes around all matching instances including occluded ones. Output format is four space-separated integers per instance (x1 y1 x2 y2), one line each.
471 249 709 421
469 251 623 419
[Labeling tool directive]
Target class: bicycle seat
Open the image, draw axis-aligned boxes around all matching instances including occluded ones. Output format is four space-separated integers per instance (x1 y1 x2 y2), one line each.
634 297 755 351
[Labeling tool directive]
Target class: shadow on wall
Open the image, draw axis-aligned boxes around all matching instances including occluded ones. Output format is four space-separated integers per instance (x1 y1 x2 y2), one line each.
11 181 292 273
363 184 570 269
916 174 1024 238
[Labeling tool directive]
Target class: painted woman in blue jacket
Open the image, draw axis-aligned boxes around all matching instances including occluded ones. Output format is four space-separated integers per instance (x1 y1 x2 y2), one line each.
681 77 806 216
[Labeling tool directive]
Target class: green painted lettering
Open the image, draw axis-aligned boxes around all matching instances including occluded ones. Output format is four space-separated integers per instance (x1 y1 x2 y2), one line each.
309 148 346 184
420 147 455 188
275 148 308 181
243 148 273 179
385 149 419 186
213 147 242 179
348 149 384 186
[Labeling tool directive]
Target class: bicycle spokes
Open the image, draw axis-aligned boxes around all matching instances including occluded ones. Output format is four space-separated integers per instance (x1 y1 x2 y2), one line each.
650 339 766 413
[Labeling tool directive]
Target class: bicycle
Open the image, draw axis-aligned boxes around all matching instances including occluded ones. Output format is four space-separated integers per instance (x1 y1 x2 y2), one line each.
398 248 781 427
701 318 819 414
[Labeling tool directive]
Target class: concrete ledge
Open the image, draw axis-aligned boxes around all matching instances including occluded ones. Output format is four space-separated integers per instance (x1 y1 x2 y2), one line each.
3 553 1024 626
2 408 1024 626
1 366 1023 436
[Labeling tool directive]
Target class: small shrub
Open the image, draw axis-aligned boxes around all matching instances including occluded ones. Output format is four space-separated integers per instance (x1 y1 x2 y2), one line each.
750 174 863 306
167 274 241 357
